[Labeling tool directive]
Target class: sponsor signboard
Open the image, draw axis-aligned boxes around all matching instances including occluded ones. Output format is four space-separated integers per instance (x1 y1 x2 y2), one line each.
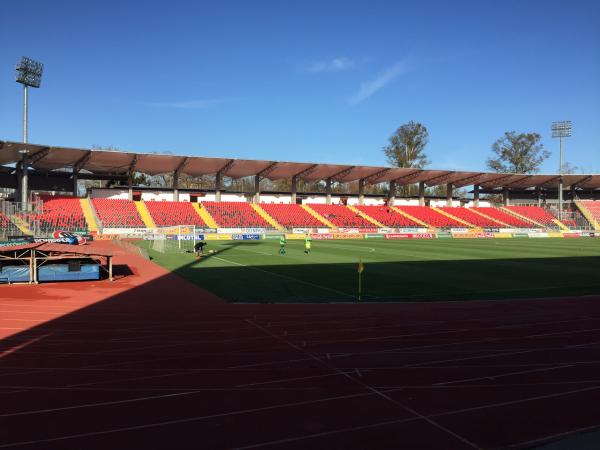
385 233 434 239
102 228 150 235
292 228 310 234
331 233 364 239
317 228 331 234
547 232 563 238
364 233 385 239
436 232 452 238
493 233 513 238
205 234 232 240
232 234 262 240
242 228 266 234
562 232 581 238
285 233 307 240
310 233 334 240
528 232 549 238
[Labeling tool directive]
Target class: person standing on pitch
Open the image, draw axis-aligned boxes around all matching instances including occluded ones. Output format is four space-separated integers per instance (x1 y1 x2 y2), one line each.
279 234 286 255
194 241 206 260
304 234 312 254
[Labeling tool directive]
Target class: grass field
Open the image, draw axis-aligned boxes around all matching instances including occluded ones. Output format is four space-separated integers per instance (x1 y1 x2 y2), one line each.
136 238 600 303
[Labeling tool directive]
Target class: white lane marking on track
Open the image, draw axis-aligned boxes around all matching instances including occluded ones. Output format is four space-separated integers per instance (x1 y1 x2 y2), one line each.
212 255 357 299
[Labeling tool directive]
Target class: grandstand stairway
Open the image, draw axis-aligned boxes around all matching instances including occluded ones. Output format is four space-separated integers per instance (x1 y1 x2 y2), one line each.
193 203 219 228
432 207 474 227
135 201 156 228
9 215 32 235
347 205 384 227
250 204 284 230
389 206 430 227
301 204 336 228
575 201 600 231
80 198 100 233
469 208 510 227
500 207 545 228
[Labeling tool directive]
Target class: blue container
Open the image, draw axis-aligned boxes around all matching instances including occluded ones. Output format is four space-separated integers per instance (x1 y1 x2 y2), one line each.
0 266 31 283
38 263 100 282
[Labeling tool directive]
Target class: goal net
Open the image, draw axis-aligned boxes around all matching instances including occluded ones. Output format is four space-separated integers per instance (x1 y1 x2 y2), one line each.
144 225 199 254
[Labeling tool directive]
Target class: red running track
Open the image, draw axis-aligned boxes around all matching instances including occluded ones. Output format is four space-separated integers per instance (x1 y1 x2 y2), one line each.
1 242 600 449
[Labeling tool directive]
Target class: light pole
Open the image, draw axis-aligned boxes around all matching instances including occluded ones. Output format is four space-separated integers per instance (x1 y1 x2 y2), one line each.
551 121 572 220
15 57 43 210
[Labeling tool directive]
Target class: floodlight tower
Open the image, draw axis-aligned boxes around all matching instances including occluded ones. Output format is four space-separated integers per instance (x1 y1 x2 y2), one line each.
15 57 43 209
551 121 572 221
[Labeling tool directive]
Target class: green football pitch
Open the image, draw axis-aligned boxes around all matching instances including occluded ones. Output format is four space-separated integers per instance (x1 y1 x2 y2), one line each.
135 238 600 303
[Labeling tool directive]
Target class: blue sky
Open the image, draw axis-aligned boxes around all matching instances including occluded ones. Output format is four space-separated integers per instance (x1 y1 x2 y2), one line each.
1 0 599 173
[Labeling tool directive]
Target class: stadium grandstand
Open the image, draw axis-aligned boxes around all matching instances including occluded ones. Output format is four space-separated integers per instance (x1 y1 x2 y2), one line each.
0 140 599 236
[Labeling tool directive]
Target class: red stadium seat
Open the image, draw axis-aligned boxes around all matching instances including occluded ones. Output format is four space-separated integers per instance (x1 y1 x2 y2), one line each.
308 204 372 227
36 195 88 233
260 203 323 227
355 205 420 227
92 199 145 228
504 206 560 227
580 201 600 225
438 207 503 227
202 202 271 228
471 207 532 227
394 206 463 227
145 201 207 227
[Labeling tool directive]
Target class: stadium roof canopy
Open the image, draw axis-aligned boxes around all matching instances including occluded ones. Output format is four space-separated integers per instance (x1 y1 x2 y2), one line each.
1 140 599 189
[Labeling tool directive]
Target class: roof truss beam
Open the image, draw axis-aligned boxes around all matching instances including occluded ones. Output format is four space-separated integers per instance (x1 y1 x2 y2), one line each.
331 166 355 182
364 168 391 185
258 162 279 178
294 164 319 179
393 169 424 185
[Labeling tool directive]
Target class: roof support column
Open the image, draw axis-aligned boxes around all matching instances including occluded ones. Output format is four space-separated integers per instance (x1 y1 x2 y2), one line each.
72 171 79 197
446 183 453 207
215 172 222 202
418 181 425 206
291 175 297 204
20 159 29 210
127 172 133 201
388 180 396 207
558 178 563 220
173 171 179 202
358 179 365 205
502 187 510 206
536 186 541 207
254 174 260 204
473 184 480 207
326 178 332 205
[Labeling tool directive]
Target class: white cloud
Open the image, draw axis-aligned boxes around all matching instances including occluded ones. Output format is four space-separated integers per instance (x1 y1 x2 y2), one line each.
142 98 234 109
349 61 408 104
306 57 356 73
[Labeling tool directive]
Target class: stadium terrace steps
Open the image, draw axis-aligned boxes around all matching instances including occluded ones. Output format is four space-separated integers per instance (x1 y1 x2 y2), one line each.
145 201 207 227
260 203 325 228
553 219 570 231
394 206 463 227
80 198 100 232
92 199 145 228
301 204 336 228
355 205 420 227
9 215 32 235
135 201 156 228
308 204 373 227
389 206 430 227
503 206 568 230
575 201 600 231
500 207 546 228
193 203 219 228
250 204 284 230
433 207 474 227
346 205 384 227
469 208 511 227
201 201 271 228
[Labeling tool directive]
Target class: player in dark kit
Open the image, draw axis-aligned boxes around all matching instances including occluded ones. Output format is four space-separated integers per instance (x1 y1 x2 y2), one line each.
194 241 207 259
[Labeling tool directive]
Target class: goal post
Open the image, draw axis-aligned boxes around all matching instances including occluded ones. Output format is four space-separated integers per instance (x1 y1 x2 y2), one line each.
143 225 198 254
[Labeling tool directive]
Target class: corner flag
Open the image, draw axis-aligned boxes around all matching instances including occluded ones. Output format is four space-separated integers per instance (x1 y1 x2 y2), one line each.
357 259 364 301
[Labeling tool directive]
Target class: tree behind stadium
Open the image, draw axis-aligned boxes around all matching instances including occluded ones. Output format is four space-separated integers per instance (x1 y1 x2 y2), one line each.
383 121 430 196
486 131 550 174
384 121 430 169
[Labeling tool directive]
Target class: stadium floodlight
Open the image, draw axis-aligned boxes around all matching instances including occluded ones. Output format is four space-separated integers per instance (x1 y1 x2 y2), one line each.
551 121 572 221
15 56 44 144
